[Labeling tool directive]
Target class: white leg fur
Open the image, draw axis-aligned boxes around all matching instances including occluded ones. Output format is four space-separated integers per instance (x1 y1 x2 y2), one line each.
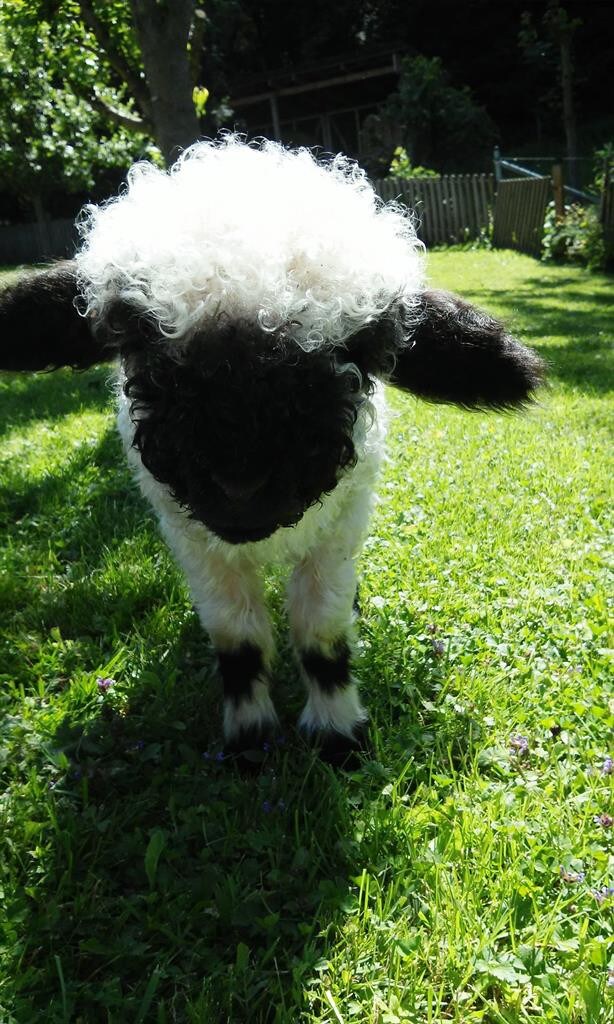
298 680 367 738
156 509 275 662
146 500 278 743
223 676 279 742
288 532 367 739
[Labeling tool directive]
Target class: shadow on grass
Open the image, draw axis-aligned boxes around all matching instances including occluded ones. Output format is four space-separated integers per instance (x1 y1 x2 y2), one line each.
476 283 614 396
0 423 127 528
6 617 385 1021
0 364 114 439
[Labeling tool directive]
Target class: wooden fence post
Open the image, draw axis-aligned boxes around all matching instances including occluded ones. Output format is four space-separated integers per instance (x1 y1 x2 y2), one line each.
493 146 502 183
552 162 565 219
599 157 610 225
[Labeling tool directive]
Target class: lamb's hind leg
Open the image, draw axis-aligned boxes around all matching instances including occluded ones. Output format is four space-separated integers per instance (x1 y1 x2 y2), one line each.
287 545 368 766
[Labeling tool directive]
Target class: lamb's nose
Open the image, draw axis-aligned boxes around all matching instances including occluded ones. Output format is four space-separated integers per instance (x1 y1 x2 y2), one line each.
211 472 269 502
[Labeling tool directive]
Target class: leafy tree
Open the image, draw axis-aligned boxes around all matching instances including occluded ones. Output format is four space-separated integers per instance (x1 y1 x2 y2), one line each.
519 0 582 185
94 0 202 161
362 55 496 177
0 0 210 221
0 2 152 227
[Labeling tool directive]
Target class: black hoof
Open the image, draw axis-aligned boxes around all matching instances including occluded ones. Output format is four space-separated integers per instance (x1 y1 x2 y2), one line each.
303 723 371 770
225 723 278 768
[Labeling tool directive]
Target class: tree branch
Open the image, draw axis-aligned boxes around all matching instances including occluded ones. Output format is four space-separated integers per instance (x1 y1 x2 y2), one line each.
69 78 152 134
77 0 152 117
88 92 150 133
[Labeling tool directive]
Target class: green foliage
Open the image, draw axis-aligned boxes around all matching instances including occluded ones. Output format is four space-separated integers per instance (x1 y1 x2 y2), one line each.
592 141 614 192
0 0 153 204
373 55 496 174
0 254 613 1020
542 201 609 271
192 85 210 119
388 147 439 180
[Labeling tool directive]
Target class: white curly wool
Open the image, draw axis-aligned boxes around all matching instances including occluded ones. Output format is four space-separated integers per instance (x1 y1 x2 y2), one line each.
76 134 424 349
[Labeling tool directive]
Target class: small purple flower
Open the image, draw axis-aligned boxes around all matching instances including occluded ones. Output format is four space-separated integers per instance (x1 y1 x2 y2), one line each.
262 800 273 813
215 751 225 762
593 813 613 828
96 676 115 692
601 756 613 776
560 866 585 883
202 751 211 760
591 886 614 905
510 735 529 755
431 638 445 657
263 742 271 753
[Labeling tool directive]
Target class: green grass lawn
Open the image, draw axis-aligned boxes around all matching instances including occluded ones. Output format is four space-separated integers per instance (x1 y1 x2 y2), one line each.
0 250 612 1023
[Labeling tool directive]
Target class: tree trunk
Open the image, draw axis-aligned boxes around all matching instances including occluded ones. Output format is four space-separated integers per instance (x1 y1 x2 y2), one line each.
559 29 578 189
130 0 200 165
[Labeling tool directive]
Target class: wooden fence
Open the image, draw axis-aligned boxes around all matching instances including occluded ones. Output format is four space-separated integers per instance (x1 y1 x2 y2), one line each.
600 181 614 248
374 174 494 246
492 177 552 258
0 218 78 265
1 176 494 265
1 172 606 267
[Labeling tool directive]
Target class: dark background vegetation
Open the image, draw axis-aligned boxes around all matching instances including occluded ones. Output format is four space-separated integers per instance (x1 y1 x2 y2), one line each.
0 0 612 224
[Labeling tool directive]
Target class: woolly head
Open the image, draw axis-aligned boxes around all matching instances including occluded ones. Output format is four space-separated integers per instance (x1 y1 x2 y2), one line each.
75 136 424 543
76 134 424 350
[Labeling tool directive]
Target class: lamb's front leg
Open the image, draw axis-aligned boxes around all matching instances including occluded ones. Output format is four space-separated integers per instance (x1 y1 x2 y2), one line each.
196 553 278 751
287 546 368 765
159 520 278 751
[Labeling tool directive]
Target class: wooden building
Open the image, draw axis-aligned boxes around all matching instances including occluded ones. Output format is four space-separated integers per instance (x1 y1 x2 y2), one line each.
229 48 400 160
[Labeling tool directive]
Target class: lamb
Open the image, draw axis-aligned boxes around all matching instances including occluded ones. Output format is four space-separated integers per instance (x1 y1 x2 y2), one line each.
0 135 543 764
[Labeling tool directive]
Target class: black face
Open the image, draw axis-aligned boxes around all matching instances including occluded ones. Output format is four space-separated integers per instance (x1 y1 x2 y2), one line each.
119 317 371 544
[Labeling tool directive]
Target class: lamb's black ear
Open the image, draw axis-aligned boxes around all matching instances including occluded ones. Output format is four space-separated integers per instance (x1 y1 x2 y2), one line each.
348 290 544 410
0 261 115 372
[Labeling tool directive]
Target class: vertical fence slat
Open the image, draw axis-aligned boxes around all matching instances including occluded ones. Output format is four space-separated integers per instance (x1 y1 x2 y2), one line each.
442 175 453 242
452 175 463 242
432 178 444 244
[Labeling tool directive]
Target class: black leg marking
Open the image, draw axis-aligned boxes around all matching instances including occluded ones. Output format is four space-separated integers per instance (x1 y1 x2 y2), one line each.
299 639 370 768
300 640 350 694
218 644 277 761
217 643 263 705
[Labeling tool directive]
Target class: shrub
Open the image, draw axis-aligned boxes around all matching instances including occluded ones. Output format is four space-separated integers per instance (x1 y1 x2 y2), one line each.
388 147 440 180
592 141 614 193
542 201 608 272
